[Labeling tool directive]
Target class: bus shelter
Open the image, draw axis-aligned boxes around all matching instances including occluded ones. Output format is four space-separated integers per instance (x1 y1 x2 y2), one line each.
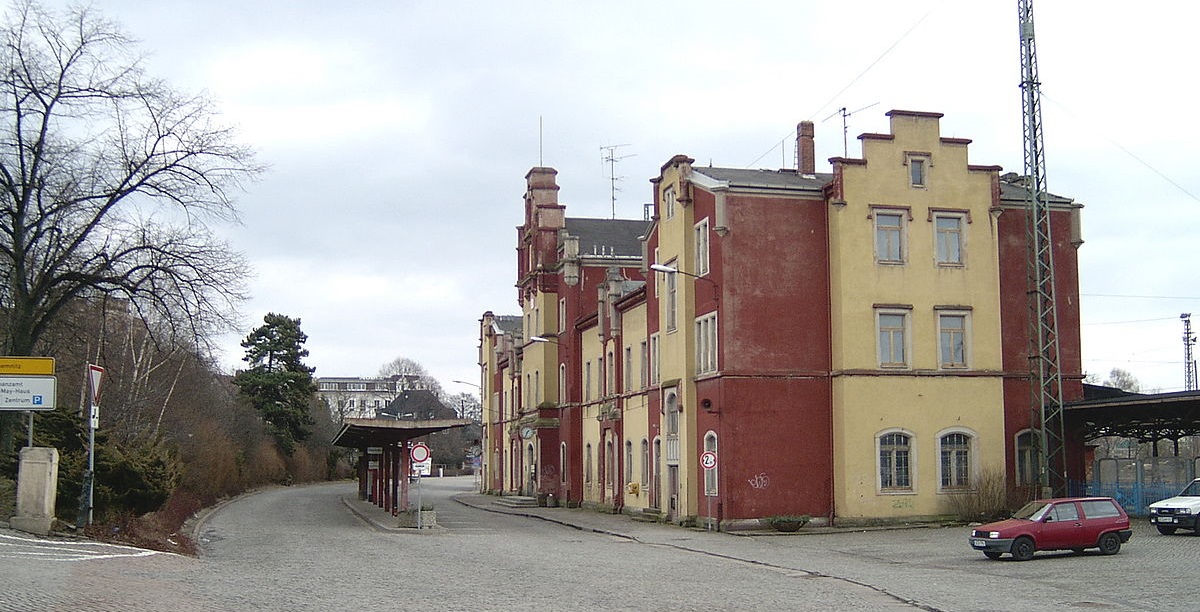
332 417 471 516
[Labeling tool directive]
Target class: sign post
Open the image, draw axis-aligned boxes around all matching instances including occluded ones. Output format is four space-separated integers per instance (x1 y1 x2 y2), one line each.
701 450 718 531
80 364 104 526
411 443 431 529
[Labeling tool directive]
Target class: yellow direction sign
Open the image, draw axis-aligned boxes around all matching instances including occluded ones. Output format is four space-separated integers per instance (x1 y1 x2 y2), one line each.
0 357 55 376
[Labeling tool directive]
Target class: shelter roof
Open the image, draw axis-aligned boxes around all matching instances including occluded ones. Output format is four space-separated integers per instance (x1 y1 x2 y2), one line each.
331 417 471 448
1067 386 1200 441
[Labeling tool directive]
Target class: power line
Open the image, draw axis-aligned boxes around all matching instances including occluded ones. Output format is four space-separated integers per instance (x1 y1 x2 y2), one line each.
1082 293 1200 300
1083 316 1179 326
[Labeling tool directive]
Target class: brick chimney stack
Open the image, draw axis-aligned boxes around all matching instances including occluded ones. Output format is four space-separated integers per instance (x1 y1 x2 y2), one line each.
797 121 815 174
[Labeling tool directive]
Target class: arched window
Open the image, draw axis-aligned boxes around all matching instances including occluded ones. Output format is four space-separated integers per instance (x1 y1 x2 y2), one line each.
940 432 972 490
625 440 634 483
878 431 913 491
1016 430 1040 487
560 442 568 484
640 439 649 486
703 431 718 496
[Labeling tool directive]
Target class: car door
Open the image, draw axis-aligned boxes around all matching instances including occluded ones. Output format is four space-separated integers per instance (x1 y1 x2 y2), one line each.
1039 501 1083 550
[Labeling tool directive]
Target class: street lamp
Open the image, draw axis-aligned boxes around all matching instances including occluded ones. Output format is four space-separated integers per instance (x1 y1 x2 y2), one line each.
650 263 719 301
453 380 485 492
529 335 559 344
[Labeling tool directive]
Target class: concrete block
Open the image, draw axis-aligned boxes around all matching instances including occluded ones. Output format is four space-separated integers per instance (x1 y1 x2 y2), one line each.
12 447 59 536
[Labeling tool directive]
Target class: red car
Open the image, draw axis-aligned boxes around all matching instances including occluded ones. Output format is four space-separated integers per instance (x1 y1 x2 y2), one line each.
969 497 1132 561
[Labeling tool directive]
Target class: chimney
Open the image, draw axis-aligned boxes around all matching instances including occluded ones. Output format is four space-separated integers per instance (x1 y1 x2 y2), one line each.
796 121 815 174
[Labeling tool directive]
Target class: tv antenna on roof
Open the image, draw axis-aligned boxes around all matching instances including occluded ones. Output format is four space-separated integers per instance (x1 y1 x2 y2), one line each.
600 143 635 219
823 102 878 157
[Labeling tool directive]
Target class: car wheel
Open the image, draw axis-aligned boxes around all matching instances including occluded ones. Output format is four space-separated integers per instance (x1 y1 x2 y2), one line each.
1011 536 1036 561
983 551 1002 560
1098 532 1121 555
1156 525 1177 535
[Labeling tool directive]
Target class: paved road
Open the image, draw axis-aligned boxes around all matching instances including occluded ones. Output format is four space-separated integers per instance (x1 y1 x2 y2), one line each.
0 477 1195 611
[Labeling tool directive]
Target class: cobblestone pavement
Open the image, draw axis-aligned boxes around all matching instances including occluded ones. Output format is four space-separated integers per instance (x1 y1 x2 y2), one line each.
1 477 1195 611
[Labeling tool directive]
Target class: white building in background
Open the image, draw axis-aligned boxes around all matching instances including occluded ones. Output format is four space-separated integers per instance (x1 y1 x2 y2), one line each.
317 374 427 421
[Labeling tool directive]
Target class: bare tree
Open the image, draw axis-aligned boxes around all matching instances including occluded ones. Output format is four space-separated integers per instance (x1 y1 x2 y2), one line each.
0 1 262 357
378 356 445 397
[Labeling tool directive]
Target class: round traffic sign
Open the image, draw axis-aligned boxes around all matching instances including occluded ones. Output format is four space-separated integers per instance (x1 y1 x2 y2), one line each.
410 443 431 463
700 450 717 470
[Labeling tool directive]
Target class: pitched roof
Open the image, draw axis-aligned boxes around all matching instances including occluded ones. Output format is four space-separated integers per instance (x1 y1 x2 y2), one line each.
692 167 832 192
564 217 648 259
492 315 523 336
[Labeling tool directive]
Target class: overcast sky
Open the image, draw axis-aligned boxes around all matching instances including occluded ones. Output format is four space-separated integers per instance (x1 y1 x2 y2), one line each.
49 0 1200 394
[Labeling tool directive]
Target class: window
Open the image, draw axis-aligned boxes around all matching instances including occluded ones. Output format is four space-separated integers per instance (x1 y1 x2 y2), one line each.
940 432 972 490
346 399 355 408
319 382 335 391
598 355 606 397
650 334 660 384
934 214 964 265
534 371 541 405
584 361 592 401
559 364 566 402
938 312 968 369
606 440 615 490
874 212 905 263
1081 499 1121 519
1016 431 1040 486
558 298 566 333
585 444 593 485
606 350 615 395
704 432 718 496
623 346 632 392
640 439 649 485
879 432 912 491
560 442 568 484
909 156 927 187
664 261 678 332
348 382 367 391
695 218 710 276
663 185 676 220
877 310 909 368
639 340 649 388
696 312 718 374
1050 502 1079 522
625 440 634 484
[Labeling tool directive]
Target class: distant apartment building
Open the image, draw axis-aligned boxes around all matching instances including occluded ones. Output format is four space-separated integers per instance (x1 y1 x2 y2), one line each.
317 374 427 421
477 110 1084 528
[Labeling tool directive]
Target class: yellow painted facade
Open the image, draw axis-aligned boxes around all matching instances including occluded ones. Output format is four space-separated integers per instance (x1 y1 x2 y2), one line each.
619 301 650 507
829 111 1005 519
651 162 701 519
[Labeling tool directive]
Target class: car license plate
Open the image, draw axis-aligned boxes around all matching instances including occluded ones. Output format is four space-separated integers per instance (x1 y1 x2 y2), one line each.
971 539 986 548
1157 517 1174 523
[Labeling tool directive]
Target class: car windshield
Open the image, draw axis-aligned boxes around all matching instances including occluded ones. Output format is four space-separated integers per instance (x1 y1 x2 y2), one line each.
1011 501 1052 520
1179 480 1200 497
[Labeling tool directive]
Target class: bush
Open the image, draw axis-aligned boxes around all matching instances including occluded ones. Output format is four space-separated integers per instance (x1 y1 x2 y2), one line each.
943 467 1012 522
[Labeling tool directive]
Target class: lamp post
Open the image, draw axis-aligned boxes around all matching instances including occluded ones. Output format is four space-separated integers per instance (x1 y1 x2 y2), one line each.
453 379 484 492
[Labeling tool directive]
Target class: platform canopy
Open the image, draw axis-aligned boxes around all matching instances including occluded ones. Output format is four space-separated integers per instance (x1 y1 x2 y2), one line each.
332 417 472 448
1068 388 1200 442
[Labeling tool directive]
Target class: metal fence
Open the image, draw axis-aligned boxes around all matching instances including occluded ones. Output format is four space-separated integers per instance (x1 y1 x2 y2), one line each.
1084 456 1200 516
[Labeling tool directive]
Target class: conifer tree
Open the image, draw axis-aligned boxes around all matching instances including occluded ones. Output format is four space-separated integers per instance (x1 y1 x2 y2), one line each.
233 314 317 455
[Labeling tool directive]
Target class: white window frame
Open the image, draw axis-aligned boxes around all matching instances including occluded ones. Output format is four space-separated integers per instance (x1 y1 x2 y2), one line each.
649 334 661 384
664 259 678 332
663 185 676 220
695 312 718 375
560 442 568 484
937 428 975 492
933 212 965 266
873 209 907 264
558 298 566 333
877 429 915 493
625 440 634 484
876 308 911 369
1015 430 1041 487
695 218 710 276
639 340 649 389
936 310 970 369
558 364 566 403
623 346 632 392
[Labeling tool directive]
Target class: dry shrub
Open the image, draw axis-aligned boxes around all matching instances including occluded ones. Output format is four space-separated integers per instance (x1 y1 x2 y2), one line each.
0 476 14 519
243 439 287 487
944 467 1012 522
178 420 242 498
